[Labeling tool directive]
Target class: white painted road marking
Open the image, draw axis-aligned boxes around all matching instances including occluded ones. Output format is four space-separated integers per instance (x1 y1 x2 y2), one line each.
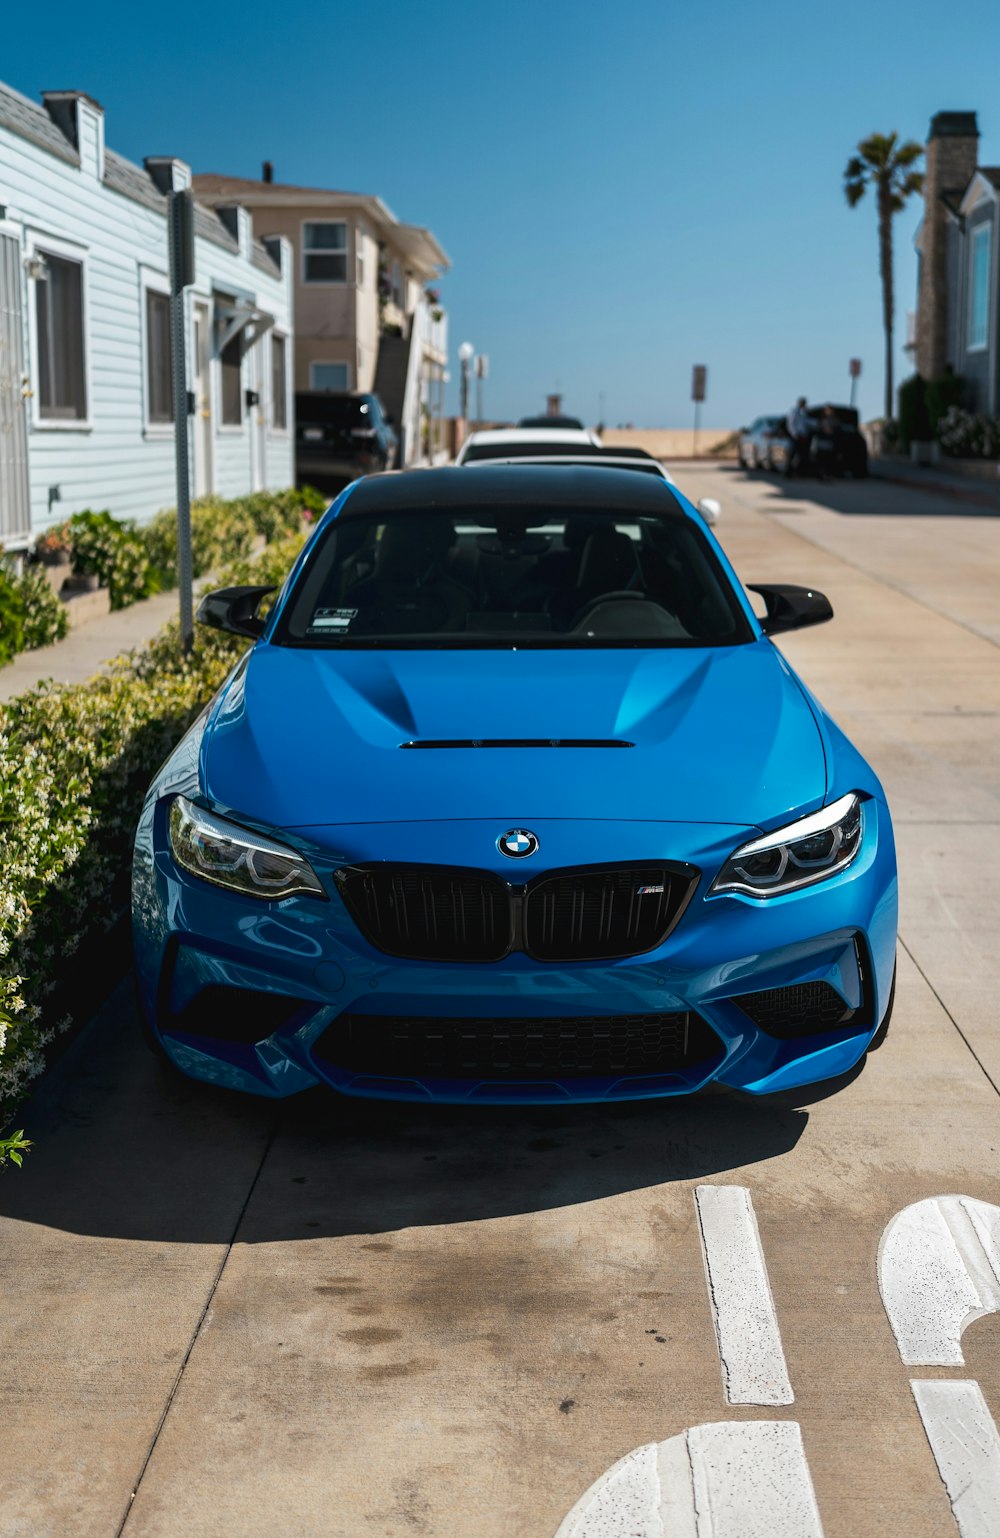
554 1422 825 1538
878 1196 1000 1365
695 1184 794 1405
912 1381 1000 1538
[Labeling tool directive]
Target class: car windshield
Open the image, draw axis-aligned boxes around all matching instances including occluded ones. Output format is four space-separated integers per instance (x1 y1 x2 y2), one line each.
274 506 752 649
296 395 376 425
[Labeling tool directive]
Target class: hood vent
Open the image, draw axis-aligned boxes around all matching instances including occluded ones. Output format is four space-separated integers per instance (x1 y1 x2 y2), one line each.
400 738 633 750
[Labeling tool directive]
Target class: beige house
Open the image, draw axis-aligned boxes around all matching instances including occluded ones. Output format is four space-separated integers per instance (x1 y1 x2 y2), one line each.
192 167 449 464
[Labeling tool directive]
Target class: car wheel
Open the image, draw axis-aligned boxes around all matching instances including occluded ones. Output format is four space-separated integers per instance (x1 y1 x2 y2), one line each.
737 452 748 469
867 960 896 1052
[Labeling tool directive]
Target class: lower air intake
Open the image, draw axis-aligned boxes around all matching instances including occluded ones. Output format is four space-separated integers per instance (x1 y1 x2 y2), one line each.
733 980 859 1040
314 1010 722 1080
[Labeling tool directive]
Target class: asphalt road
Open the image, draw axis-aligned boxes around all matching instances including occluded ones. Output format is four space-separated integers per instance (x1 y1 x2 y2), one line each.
2 462 999 1538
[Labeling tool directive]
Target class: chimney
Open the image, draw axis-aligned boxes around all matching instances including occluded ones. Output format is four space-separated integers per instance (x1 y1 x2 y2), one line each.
42 90 105 178
917 111 979 382
546 392 563 417
262 161 274 184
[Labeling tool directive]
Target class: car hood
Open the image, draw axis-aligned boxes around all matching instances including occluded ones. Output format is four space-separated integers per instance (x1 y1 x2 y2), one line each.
201 641 826 831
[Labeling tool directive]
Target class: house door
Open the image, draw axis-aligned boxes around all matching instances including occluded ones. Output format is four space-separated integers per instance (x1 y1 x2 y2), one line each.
0 232 31 543
250 336 266 491
192 303 213 499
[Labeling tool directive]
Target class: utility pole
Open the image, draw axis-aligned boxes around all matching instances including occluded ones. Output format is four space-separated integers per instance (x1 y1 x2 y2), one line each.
475 353 488 429
168 189 196 650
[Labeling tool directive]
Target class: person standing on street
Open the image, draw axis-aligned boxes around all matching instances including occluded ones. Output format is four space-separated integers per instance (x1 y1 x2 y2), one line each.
786 397 813 478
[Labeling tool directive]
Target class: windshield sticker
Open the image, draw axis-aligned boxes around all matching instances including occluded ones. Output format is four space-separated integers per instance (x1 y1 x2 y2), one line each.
307 607 358 634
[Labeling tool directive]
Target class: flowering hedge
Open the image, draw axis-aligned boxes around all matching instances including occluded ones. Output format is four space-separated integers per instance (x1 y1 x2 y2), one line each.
937 406 1000 460
0 527 307 1135
0 562 70 667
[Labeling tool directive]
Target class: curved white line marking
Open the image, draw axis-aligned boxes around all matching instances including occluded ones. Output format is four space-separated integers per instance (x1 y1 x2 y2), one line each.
695 1185 794 1404
554 1422 824 1538
912 1381 1000 1538
878 1196 1000 1365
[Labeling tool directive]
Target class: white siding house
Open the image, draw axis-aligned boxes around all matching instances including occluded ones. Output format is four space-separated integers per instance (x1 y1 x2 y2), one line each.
0 80 295 550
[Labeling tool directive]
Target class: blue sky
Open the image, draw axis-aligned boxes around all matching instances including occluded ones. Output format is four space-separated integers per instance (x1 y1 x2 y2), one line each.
4 0 1000 425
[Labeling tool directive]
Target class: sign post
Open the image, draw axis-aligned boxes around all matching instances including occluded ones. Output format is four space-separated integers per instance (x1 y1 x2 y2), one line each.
849 357 862 410
168 189 196 651
691 364 707 457
475 353 488 429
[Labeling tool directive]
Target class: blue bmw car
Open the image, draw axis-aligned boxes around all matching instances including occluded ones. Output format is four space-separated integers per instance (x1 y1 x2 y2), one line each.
132 466 897 1104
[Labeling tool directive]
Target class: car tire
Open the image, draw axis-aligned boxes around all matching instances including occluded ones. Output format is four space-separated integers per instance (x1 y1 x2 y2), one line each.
737 452 748 469
867 960 896 1052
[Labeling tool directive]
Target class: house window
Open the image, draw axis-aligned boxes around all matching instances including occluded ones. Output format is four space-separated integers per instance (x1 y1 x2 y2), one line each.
310 361 349 391
303 221 347 283
145 288 174 424
271 334 288 429
392 259 402 305
356 228 365 288
220 332 243 425
35 250 87 421
969 223 991 350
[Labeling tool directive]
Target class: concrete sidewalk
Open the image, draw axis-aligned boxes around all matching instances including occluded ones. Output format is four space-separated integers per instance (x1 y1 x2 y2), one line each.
0 588 182 703
872 456 1000 509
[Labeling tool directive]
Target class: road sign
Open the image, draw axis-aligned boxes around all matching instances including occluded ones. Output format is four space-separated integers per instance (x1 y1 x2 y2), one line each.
692 364 707 402
849 358 862 378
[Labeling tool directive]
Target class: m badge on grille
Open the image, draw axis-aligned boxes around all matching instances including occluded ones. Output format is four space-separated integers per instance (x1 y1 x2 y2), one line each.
498 828 539 859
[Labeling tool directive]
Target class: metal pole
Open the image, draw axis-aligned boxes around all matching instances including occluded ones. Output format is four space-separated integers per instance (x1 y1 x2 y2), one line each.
694 400 701 458
850 374 857 409
476 371 483 430
168 189 195 652
460 355 469 425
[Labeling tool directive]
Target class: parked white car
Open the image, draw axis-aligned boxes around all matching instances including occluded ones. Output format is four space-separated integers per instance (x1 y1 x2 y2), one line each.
454 427 600 464
458 444 720 525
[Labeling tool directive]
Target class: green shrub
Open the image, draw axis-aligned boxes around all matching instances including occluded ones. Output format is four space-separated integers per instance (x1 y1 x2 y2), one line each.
18 565 70 651
0 531 304 1126
67 510 154 610
925 372 966 435
896 374 930 451
0 568 26 667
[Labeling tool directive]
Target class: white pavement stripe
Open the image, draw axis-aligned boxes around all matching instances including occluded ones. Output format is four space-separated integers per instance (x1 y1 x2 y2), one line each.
878 1196 1000 1365
695 1185 794 1405
912 1381 1000 1538
554 1422 825 1538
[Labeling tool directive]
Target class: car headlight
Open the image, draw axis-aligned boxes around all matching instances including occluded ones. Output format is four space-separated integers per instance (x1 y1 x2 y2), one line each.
168 796 326 901
710 792 863 898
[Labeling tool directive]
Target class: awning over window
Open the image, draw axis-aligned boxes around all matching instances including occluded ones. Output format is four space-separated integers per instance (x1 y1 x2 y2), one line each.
212 286 275 351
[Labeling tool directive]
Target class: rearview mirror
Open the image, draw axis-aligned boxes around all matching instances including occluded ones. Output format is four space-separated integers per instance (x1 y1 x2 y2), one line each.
697 497 721 526
196 584 277 639
748 583 833 636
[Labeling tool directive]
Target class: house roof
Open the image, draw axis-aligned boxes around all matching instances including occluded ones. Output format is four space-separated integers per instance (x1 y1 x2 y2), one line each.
191 170 450 277
978 166 1000 189
0 77 280 277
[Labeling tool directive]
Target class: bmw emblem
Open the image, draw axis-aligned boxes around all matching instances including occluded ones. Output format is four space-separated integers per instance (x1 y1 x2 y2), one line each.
498 828 539 859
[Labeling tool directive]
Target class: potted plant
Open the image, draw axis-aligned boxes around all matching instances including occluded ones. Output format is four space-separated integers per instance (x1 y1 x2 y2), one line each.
35 524 71 566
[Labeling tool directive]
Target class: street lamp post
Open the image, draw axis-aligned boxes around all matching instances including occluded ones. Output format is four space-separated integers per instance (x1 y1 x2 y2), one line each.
458 341 474 428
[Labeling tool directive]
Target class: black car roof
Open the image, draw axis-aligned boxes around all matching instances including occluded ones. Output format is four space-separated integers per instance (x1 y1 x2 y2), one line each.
338 465 686 517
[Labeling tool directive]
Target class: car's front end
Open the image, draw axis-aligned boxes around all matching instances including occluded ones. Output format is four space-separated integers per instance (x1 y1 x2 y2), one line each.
134 774 896 1105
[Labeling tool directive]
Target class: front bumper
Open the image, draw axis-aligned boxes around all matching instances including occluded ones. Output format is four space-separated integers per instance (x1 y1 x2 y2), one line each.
132 804 898 1104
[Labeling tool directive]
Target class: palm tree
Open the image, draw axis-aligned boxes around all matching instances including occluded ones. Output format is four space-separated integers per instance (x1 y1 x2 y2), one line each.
844 133 924 420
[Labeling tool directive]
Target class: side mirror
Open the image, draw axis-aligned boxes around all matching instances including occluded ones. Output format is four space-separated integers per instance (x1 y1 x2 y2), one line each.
697 497 721 526
196 585 277 639
748 583 833 636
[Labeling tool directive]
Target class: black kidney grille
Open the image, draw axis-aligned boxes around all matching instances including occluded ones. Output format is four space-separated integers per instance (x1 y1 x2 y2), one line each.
335 862 695 964
524 867 686 961
733 980 859 1039
315 1010 722 1080
335 866 511 962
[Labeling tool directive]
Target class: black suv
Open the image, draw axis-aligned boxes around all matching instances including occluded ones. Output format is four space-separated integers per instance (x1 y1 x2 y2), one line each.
295 392 398 489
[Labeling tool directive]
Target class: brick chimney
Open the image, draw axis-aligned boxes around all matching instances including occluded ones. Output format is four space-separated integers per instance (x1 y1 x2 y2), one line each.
262 160 274 183
916 111 979 381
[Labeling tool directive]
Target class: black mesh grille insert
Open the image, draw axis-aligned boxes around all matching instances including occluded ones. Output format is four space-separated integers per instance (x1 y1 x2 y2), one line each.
164 985 309 1044
335 866 511 962
733 980 859 1040
335 862 696 963
524 867 688 961
315 1010 722 1080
